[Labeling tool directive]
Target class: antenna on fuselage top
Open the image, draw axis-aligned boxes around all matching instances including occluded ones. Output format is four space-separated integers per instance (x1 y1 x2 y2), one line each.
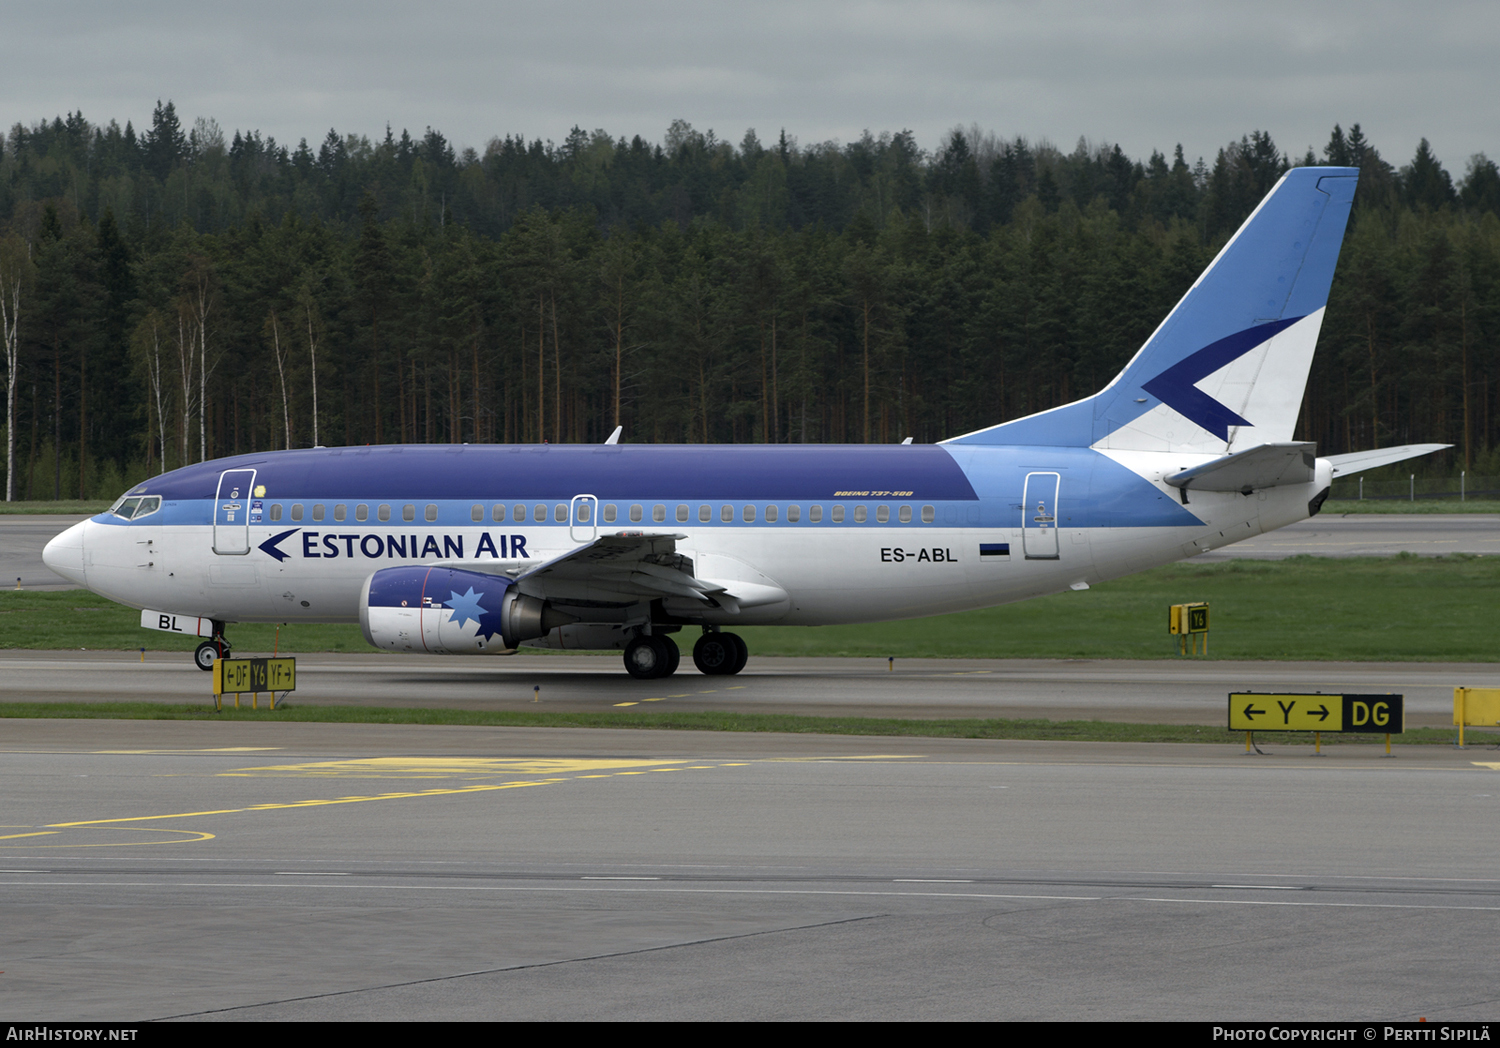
605 426 623 445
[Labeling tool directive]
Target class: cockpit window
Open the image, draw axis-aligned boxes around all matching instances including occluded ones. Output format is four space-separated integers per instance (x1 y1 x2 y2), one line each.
107 495 161 521
110 497 141 519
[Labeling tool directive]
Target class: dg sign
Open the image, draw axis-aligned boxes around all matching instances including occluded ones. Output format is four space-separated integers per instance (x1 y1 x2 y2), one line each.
1228 693 1404 733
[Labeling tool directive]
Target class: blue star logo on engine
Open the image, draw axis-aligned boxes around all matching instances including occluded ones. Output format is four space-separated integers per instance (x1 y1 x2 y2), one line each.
1139 316 1302 440
445 587 487 630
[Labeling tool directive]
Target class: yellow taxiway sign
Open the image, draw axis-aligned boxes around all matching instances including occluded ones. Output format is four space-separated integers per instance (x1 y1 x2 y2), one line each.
1228 693 1403 733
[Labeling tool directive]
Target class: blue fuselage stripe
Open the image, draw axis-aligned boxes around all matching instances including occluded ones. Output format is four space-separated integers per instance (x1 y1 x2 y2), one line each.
106 442 1204 532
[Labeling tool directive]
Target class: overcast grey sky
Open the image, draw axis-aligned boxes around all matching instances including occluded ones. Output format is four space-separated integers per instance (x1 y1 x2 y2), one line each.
4 1 1494 173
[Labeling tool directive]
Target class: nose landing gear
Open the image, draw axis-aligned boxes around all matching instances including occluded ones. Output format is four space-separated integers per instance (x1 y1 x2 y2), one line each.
193 626 231 671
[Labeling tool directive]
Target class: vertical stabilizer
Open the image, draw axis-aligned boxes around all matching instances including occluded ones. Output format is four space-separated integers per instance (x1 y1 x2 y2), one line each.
946 166 1359 450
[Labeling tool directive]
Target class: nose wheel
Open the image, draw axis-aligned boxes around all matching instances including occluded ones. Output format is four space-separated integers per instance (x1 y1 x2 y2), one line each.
194 637 231 671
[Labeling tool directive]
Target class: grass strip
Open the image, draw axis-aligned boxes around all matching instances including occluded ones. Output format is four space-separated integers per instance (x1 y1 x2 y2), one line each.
0 701 1471 745
1322 499 1500 514
0 501 110 515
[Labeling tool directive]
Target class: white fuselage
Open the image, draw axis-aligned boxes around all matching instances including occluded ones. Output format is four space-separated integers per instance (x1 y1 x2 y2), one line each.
43 444 1332 644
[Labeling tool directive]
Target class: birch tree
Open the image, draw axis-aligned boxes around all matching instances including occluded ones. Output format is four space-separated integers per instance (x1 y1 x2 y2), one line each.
175 305 198 467
0 235 29 503
298 283 322 447
130 311 170 474
168 255 216 463
0 234 30 501
266 310 293 450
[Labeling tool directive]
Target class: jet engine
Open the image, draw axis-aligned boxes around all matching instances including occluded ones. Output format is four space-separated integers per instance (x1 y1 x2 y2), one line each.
359 566 571 654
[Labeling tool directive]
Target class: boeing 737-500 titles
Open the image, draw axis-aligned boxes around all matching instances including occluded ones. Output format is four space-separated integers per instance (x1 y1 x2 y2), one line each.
43 166 1445 678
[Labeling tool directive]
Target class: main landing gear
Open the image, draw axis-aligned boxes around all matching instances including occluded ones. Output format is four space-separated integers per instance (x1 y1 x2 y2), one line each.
692 630 748 676
621 629 748 679
623 635 679 680
193 625 231 671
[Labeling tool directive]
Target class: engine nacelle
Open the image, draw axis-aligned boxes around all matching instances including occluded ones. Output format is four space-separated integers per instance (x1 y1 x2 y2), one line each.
359 566 569 654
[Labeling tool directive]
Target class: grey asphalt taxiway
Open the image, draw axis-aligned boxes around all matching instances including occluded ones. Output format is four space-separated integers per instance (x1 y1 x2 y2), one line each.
4 511 1499 1020
4 720 1500 1021
1 515 92 590
3 649 1497 726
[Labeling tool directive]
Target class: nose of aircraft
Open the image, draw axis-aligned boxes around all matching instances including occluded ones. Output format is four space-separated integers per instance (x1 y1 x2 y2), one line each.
42 519 89 586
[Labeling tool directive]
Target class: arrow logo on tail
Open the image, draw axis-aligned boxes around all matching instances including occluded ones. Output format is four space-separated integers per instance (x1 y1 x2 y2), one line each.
259 529 298 562
1140 317 1304 440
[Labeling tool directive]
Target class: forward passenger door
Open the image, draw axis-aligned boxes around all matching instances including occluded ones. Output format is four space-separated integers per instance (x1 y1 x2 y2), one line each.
212 469 258 555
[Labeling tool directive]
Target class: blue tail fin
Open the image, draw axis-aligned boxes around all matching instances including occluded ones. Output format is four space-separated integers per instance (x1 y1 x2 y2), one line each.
947 166 1359 451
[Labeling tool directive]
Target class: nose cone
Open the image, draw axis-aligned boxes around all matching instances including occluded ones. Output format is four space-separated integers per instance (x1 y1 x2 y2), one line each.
42 520 88 586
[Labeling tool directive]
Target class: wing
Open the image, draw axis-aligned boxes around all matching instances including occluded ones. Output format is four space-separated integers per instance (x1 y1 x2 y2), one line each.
438 532 786 614
519 532 717 604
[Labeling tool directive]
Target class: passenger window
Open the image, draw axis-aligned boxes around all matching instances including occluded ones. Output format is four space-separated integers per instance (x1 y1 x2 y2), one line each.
312 504 325 522
379 504 391 522
555 504 567 522
831 506 845 523
533 504 546 522
922 505 935 523
334 504 347 522
471 505 483 522
292 504 304 522
765 505 778 523
743 505 756 523
629 504 643 523
854 506 867 523
492 504 505 522
899 505 911 523
652 504 666 523
425 504 438 522
810 505 822 523
876 505 889 523
576 502 590 522
269 503 283 522
603 504 617 523
699 505 710 522
676 505 689 523
721 505 733 522
513 504 525 522
787 505 800 523
356 504 369 522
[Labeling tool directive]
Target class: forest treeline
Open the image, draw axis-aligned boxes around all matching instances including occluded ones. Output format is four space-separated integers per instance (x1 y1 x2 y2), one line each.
2 102 1499 500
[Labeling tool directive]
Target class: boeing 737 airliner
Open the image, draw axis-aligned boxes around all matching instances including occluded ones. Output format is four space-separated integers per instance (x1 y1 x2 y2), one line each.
42 166 1445 678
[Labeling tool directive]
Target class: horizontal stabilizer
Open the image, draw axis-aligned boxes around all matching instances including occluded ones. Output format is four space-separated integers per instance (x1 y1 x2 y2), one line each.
1325 444 1450 476
1166 442 1316 495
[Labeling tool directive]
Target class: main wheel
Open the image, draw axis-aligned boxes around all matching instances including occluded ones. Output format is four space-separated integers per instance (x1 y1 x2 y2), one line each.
723 631 748 675
623 636 671 680
693 633 737 675
661 636 680 676
194 640 227 672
